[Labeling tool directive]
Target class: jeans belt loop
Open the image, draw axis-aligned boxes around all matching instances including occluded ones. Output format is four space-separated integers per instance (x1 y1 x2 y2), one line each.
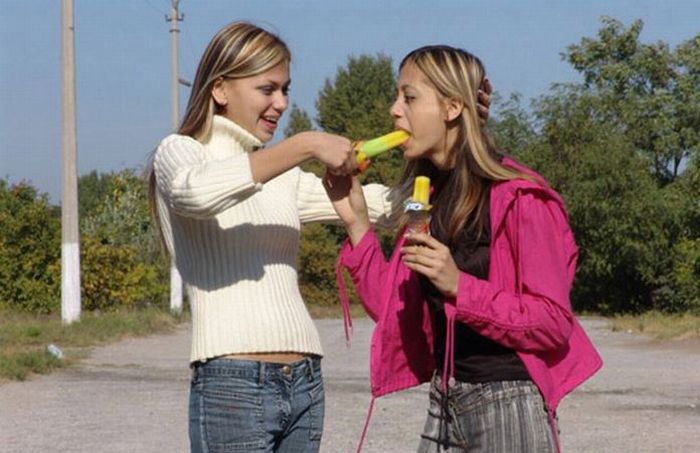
306 357 313 382
258 361 265 386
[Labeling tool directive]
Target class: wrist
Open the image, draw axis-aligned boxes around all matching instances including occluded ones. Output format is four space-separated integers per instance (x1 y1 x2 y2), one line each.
291 131 317 162
346 221 370 246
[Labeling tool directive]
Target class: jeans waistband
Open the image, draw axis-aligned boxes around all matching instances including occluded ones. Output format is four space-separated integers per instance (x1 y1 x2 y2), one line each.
192 355 321 384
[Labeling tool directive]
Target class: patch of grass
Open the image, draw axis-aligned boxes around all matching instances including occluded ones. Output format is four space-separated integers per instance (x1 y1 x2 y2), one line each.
0 308 188 382
307 303 368 319
610 311 700 340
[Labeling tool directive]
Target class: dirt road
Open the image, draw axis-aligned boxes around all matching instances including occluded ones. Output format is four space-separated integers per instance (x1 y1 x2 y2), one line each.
1 318 698 452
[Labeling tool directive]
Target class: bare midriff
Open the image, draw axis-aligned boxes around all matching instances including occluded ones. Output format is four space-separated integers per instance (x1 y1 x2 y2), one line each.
220 352 308 364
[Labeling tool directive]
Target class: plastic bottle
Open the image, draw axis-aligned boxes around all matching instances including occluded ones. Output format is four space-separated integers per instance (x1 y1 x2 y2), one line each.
47 343 64 360
405 176 431 235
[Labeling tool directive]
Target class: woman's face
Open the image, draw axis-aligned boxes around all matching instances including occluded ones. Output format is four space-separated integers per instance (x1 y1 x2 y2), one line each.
390 62 453 169
213 61 290 143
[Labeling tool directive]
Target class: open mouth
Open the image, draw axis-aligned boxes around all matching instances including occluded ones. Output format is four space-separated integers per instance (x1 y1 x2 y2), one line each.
261 116 279 131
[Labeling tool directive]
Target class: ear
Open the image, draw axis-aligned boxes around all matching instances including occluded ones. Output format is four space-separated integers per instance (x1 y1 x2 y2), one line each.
211 77 228 106
443 97 464 122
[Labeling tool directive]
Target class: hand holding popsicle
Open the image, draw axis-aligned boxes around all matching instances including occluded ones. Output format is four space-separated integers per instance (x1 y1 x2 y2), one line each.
354 130 410 172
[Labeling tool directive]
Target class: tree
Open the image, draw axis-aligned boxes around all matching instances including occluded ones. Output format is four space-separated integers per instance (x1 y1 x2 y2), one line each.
512 105 676 313
564 17 700 184
666 156 700 312
486 17 700 314
489 92 537 155
284 103 314 137
78 170 115 219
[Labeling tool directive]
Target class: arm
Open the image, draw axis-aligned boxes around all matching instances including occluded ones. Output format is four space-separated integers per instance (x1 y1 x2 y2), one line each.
295 169 399 228
401 193 575 352
154 132 355 219
322 172 371 245
153 135 261 218
249 131 355 183
324 172 390 320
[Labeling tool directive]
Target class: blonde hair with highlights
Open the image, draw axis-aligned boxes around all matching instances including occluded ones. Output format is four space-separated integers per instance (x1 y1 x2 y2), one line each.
148 22 290 255
178 21 290 142
397 45 532 244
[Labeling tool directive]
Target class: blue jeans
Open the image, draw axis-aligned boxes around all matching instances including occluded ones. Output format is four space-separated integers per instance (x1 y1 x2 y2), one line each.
417 376 556 453
189 357 324 453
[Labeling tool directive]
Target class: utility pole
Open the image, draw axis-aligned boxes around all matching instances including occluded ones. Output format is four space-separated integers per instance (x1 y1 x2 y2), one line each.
166 0 184 314
61 0 80 324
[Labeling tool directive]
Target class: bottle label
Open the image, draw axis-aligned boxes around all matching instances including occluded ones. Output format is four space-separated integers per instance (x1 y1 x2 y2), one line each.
404 201 426 212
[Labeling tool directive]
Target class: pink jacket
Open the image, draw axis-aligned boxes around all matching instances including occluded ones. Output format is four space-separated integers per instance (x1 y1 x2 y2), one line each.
337 158 602 450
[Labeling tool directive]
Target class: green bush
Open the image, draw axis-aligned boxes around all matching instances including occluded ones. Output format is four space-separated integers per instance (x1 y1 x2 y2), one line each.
0 180 60 313
79 170 168 310
80 236 166 311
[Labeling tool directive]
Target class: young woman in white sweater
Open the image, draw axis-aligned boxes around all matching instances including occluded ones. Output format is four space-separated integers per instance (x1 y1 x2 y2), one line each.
148 21 399 453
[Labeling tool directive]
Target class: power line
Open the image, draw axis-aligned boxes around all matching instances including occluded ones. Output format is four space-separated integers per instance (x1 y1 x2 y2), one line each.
142 0 167 16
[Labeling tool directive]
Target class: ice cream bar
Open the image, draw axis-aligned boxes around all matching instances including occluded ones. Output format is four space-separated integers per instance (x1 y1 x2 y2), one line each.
405 175 431 235
355 130 410 172
411 176 430 206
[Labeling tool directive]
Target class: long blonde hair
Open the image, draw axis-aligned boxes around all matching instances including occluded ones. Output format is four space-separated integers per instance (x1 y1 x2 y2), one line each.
147 22 290 255
397 45 532 245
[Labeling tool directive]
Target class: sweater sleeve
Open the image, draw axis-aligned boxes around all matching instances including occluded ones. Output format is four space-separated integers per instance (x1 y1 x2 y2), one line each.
447 191 575 353
153 134 262 218
295 169 398 228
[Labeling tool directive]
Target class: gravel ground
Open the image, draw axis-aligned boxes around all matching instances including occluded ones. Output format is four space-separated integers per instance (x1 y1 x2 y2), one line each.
1 318 699 453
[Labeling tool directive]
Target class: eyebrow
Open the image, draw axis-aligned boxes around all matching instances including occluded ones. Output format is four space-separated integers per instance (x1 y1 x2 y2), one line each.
400 83 416 91
259 78 291 87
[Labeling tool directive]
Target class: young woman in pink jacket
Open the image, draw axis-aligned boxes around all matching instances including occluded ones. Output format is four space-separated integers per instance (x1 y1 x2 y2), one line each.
324 45 602 452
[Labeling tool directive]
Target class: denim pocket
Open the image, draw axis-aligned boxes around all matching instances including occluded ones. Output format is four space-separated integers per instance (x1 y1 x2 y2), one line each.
198 375 265 452
307 369 325 442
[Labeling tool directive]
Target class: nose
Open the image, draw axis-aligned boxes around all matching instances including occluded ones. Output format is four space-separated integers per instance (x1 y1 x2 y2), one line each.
273 91 288 113
389 97 402 118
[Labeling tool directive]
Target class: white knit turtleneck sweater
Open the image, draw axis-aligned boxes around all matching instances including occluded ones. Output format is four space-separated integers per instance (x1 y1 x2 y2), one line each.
153 115 396 362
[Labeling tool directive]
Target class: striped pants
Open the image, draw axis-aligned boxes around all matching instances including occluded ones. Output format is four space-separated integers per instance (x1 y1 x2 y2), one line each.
417 376 557 453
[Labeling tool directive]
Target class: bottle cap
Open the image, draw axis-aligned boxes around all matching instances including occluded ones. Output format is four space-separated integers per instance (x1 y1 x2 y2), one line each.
412 176 430 206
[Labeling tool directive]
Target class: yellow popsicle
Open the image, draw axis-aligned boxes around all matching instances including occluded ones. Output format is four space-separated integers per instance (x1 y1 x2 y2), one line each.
411 176 431 206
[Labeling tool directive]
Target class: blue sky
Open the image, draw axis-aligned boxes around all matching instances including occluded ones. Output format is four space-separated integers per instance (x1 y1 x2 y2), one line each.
1 0 699 203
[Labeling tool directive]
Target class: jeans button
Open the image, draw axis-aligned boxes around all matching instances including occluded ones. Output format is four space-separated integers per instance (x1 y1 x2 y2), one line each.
282 365 292 375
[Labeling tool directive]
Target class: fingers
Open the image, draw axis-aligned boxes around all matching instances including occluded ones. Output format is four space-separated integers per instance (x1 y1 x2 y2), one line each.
477 78 492 125
400 243 438 260
401 259 435 278
481 77 493 96
403 232 443 250
401 233 452 272
401 249 437 270
477 89 491 109
328 142 357 176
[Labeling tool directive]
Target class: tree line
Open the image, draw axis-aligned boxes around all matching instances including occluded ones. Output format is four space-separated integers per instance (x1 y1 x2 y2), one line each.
1 17 697 315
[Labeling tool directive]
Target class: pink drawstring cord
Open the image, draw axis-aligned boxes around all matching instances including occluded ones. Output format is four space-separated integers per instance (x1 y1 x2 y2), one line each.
335 255 353 346
356 396 376 453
